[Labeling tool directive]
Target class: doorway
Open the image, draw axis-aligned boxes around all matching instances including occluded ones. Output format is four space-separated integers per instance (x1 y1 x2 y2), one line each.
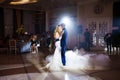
87 17 112 48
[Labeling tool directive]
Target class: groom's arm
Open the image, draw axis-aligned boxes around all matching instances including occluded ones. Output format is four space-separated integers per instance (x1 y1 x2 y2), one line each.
61 29 64 35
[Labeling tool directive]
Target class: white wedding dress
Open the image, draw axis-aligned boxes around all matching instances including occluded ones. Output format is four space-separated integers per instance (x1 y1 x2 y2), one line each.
46 39 63 71
46 40 110 71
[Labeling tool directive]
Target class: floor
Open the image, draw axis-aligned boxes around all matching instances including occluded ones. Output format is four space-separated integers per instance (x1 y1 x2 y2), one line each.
0 47 120 80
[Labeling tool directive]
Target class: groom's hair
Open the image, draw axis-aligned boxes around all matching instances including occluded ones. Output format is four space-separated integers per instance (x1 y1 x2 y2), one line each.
60 23 65 28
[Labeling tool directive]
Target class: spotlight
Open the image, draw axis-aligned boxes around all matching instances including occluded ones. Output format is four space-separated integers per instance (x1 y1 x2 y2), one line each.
60 16 75 34
61 17 70 25
61 16 71 27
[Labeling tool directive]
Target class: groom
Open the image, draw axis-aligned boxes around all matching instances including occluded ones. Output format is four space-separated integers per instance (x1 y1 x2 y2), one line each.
60 23 68 66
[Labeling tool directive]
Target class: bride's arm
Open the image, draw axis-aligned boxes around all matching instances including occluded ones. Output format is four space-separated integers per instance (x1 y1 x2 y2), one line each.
59 30 64 40
59 36 62 40
61 29 64 35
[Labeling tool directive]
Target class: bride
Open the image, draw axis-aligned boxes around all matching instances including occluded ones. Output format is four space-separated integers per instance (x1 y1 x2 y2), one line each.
45 25 110 71
46 25 63 71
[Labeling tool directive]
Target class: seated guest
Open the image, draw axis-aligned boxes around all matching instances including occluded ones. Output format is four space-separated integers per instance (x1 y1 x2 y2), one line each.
30 35 38 54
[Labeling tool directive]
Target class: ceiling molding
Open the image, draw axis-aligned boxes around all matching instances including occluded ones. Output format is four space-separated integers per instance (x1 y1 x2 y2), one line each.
1 0 116 10
77 0 98 5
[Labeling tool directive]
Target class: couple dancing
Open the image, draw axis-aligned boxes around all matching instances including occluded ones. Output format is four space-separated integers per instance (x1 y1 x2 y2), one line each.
45 24 110 71
46 23 68 71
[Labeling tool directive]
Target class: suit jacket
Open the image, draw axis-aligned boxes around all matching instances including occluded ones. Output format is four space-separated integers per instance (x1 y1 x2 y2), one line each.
61 28 68 47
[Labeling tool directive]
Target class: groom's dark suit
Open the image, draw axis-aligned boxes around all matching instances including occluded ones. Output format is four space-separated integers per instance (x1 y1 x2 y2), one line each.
61 28 68 66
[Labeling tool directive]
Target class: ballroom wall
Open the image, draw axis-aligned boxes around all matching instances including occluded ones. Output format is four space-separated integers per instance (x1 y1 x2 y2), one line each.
113 1 120 28
0 8 4 37
46 6 77 31
77 1 114 48
2 8 46 38
46 6 78 49
3 8 35 37
23 10 35 34
77 1 113 32
46 1 115 49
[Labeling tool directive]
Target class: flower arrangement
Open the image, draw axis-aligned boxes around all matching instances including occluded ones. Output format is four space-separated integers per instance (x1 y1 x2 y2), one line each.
16 25 24 35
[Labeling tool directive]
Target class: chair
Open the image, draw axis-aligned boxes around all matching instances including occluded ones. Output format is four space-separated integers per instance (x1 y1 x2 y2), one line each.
9 39 17 54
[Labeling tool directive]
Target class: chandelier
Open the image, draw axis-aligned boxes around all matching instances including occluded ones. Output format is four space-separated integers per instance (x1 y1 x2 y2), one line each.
10 0 37 5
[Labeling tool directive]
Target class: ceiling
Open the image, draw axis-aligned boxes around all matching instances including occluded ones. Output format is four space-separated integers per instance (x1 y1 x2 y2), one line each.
0 0 119 11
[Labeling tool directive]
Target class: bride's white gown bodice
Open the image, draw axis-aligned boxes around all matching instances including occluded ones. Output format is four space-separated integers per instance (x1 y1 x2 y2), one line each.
46 40 110 71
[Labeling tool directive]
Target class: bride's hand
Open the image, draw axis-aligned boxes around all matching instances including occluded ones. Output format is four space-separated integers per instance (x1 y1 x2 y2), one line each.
59 36 62 40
